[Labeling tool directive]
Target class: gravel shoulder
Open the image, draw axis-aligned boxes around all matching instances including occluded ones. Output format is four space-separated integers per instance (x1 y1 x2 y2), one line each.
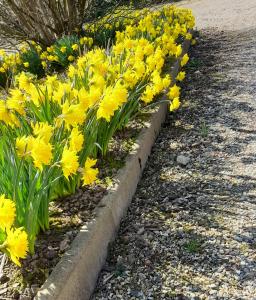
177 0 256 30
92 1 256 299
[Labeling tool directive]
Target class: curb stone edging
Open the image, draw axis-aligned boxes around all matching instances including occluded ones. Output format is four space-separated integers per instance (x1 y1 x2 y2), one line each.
35 37 191 300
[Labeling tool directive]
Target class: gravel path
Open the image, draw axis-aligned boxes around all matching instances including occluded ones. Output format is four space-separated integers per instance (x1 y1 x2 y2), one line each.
92 1 256 299
176 0 256 30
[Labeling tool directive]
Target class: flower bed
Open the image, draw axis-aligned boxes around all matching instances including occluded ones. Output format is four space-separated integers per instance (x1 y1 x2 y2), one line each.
1 114 146 299
0 4 195 299
0 8 147 88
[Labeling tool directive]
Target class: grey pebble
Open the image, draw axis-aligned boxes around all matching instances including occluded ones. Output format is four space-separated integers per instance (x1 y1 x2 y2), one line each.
176 154 190 166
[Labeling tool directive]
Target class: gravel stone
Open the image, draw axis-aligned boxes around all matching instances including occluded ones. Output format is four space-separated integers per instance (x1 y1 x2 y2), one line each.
59 238 70 252
92 1 256 298
176 154 190 166
19 296 32 300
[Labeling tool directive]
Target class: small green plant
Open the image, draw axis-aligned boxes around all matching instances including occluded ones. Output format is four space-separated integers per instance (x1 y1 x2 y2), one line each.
184 239 202 253
187 58 202 69
114 262 126 276
199 121 209 138
51 35 81 69
18 44 45 78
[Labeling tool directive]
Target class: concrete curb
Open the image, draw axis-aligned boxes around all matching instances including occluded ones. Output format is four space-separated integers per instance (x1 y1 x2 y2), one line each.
35 37 191 300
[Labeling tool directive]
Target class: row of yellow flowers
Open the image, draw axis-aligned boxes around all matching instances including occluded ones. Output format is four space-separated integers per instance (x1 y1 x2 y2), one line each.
0 8 147 87
0 5 195 266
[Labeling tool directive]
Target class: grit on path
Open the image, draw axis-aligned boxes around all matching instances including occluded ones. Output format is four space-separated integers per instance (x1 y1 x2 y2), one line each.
176 0 256 30
92 1 256 299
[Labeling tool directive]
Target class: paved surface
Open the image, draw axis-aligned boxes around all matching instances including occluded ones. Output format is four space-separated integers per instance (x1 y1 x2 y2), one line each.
92 1 256 299
177 0 256 30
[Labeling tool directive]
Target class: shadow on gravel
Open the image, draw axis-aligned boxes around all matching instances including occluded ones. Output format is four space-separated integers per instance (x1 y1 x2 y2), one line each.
92 28 256 299
149 28 256 297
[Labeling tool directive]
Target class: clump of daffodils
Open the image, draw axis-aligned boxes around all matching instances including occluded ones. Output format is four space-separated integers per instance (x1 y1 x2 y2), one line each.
0 195 28 266
0 5 195 261
0 7 148 87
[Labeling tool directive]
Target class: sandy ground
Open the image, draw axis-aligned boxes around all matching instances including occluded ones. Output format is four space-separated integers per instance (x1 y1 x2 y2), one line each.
177 0 256 30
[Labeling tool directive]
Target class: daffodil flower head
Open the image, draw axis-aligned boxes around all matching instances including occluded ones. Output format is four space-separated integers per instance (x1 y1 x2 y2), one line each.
176 71 186 82
69 127 84 153
71 44 79 51
82 158 99 186
15 135 34 157
181 53 189 67
175 44 182 58
32 122 53 144
141 85 155 104
16 72 31 91
59 102 86 128
6 88 26 115
5 227 28 266
60 46 67 53
30 137 53 171
170 97 180 112
0 195 16 230
61 146 79 179
168 84 180 100
68 55 75 62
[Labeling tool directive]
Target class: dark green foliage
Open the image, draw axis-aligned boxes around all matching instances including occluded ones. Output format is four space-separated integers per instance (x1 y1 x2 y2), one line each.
51 35 80 69
18 44 45 78
0 71 8 88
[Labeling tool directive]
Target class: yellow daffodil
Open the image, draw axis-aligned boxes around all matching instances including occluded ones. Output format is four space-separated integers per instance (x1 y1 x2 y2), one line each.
71 44 79 51
68 55 75 62
59 102 86 128
175 44 182 57
15 136 34 157
30 137 53 170
97 84 128 121
32 122 53 143
162 74 171 89
191 38 196 45
181 53 189 67
6 88 26 115
0 195 16 230
41 61 47 68
5 227 28 266
81 158 99 186
168 84 180 99
61 146 79 179
186 33 192 40
69 127 84 153
60 46 67 53
47 55 55 61
17 72 31 91
141 85 155 104
80 37 85 45
68 65 77 78
170 97 180 111
176 71 186 82
47 46 54 52
0 101 20 127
